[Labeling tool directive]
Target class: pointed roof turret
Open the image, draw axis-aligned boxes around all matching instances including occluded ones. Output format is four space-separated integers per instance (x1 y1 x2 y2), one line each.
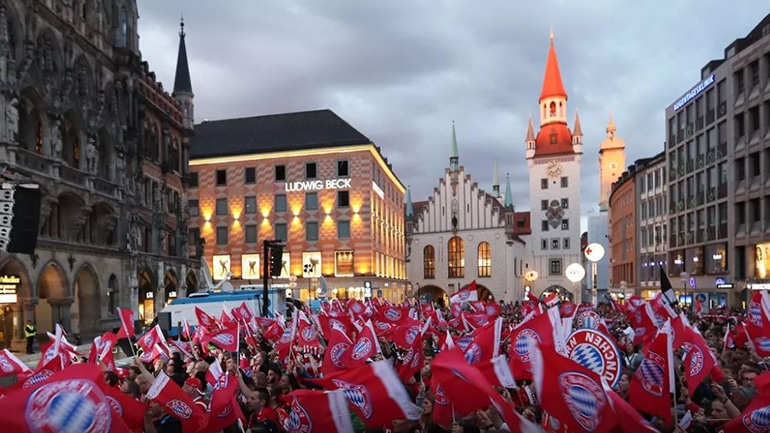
405 186 414 219
449 121 459 171
539 30 567 102
573 109 583 136
173 17 193 96
606 112 617 135
504 174 514 210
526 115 535 142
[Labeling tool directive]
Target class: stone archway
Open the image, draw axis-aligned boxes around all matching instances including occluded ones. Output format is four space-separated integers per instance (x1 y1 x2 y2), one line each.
137 267 155 325
163 269 178 308
36 261 70 335
419 285 448 309
186 270 199 295
0 257 33 350
73 265 100 337
541 285 573 302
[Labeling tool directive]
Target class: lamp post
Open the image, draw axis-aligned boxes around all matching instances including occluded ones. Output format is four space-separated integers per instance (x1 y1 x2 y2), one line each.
584 243 605 307
680 272 690 310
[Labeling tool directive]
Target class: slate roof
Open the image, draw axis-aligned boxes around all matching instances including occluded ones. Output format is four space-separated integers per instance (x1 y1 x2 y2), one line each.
190 109 372 159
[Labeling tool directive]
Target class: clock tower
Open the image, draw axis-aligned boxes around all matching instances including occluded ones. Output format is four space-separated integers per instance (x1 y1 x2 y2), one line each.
598 115 626 211
525 30 583 303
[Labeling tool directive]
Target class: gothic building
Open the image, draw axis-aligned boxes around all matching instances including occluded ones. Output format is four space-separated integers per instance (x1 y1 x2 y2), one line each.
405 123 531 303
525 32 584 302
0 0 197 350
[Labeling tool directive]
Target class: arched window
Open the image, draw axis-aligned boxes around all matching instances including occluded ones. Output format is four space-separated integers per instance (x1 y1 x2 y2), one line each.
423 245 435 279
549 101 557 117
447 236 464 278
477 242 491 277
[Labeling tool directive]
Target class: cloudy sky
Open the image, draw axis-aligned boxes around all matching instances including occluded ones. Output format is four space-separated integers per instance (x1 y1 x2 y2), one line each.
137 0 767 227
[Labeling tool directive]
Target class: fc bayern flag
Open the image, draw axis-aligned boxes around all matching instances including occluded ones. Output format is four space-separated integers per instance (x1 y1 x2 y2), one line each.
530 341 618 433
146 372 208 433
628 321 675 424
102 382 147 432
311 359 421 427
0 363 131 433
0 348 31 377
320 324 353 376
279 389 354 433
199 374 246 433
115 308 135 339
204 326 239 353
722 372 770 433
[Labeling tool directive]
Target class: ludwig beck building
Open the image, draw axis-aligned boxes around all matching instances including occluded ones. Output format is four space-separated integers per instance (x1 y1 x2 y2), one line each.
187 110 408 302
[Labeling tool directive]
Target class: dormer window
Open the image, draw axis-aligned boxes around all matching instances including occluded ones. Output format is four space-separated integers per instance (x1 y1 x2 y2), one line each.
550 129 558 145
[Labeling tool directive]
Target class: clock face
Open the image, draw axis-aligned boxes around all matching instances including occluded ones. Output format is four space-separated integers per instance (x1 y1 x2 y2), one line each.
609 162 619 172
547 160 562 178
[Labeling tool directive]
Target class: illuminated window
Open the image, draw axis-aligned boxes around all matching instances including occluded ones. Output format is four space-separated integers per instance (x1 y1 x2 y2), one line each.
423 245 435 279
334 250 354 276
477 242 491 277
447 236 464 278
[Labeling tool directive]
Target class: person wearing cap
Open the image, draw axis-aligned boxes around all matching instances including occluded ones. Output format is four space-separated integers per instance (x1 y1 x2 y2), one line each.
183 377 208 411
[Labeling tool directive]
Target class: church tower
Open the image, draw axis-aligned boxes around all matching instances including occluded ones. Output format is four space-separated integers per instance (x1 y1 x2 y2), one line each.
525 30 583 302
173 18 195 130
598 115 626 211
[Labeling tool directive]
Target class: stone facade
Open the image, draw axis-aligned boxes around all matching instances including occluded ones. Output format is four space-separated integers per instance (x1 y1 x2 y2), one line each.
0 0 197 349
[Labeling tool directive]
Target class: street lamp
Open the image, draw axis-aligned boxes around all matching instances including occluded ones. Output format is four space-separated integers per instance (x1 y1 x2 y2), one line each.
566 263 586 303
584 243 605 307
524 270 539 300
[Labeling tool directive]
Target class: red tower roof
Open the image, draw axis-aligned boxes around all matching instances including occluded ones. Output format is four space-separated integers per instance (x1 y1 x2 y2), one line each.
534 124 574 157
539 33 568 102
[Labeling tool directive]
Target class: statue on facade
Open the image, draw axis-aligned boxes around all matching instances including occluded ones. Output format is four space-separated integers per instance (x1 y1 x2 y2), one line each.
4 96 18 143
49 118 62 158
115 151 126 185
85 137 97 174
126 214 139 254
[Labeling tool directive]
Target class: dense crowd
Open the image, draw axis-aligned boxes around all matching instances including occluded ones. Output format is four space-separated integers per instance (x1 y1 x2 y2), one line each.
1 288 769 433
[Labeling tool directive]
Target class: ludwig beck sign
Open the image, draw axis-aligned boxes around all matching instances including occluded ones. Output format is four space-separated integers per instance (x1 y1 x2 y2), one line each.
565 329 623 388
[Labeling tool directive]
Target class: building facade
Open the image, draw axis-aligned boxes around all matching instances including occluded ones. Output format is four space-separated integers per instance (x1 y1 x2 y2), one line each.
664 13 770 307
187 109 407 302
525 33 584 302
635 152 668 301
608 168 637 294
405 125 531 304
0 0 196 350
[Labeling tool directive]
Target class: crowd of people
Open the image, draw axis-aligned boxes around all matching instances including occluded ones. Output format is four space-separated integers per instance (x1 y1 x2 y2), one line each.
1 290 768 433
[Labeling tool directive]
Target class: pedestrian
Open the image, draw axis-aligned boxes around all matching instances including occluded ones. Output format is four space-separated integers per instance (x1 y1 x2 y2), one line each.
24 320 36 354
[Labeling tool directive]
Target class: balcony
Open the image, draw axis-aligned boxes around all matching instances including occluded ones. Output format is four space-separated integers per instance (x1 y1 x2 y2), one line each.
14 148 53 177
696 154 705 169
59 164 88 188
93 178 118 197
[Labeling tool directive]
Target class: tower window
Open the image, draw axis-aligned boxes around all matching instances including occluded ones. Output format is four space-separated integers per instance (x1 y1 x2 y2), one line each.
541 179 548 189
549 102 557 117
550 130 558 144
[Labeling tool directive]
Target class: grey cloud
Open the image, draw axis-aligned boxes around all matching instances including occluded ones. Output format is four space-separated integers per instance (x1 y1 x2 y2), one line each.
137 0 768 225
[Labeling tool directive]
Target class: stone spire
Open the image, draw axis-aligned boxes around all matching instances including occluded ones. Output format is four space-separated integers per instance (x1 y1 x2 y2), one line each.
572 109 583 153
525 115 536 161
449 121 459 171
492 158 500 198
573 109 583 137
504 173 513 211
405 185 414 219
173 17 195 130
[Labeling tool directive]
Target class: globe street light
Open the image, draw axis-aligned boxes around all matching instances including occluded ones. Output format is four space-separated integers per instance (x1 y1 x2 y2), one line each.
565 263 586 303
584 243 605 307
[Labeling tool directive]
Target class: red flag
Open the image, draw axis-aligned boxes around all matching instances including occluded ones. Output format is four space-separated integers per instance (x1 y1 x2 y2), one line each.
345 320 378 368
312 359 421 427
628 321 675 424
682 326 717 395
136 325 164 353
203 326 239 353
89 332 118 371
115 308 135 339
604 385 658 432
530 341 617 432
320 324 353 375
507 312 556 381
397 330 424 382
199 374 246 433
296 311 321 349
463 317 502 365
102 382 147 432
0 348 31 377
146 372 207 433
722 372 770 433
278 389 353 432
0 363 131 432
194 306 219 330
